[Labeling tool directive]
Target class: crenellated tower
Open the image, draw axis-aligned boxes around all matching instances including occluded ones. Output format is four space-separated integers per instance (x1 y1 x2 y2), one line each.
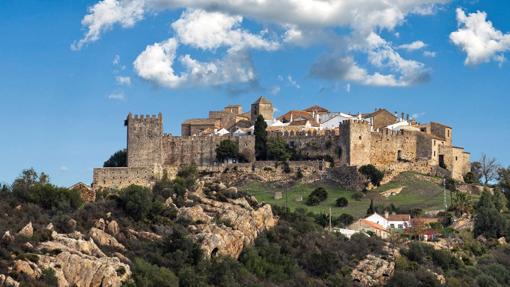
339 119 372 166
125 113 163 168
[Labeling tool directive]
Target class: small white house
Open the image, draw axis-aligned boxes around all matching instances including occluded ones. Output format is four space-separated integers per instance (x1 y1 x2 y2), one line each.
364 212 412 230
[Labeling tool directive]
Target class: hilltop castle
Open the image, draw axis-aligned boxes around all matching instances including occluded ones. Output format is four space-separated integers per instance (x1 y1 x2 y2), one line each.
93 97 470 189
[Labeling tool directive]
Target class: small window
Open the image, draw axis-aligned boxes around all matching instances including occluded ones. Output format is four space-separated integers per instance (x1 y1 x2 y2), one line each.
359 136 362 140
433 151 436 157
455 156 458 161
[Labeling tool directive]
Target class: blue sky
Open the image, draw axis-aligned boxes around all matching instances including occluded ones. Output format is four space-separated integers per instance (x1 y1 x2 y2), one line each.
0 0 509 186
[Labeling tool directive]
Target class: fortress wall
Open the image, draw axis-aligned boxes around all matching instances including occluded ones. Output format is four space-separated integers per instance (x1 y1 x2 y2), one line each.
274 134 341 161
162 135 255 166
93 167 155 190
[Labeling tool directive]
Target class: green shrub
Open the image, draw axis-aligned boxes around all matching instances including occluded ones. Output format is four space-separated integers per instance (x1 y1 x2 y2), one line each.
306 187 328 206
131 258 179 287
120 185 154 221
335 197 348 207
336 213 354 227
103 149 127 167
216 139 240 163
351 192 364 201
359 165 384 186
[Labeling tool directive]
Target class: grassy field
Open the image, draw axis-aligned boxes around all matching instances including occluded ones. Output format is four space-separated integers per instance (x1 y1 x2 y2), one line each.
240 172 452 219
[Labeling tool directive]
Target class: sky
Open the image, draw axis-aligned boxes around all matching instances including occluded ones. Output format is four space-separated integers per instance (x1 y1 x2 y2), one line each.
0 0 509 186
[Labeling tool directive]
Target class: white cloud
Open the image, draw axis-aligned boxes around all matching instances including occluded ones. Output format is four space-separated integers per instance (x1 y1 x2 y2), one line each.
108 91 127 100
270 85 281 95
287 75 300 89
113 54 121 65
72 0 144 50
423 51 437 57
133 38 185 88
397 40 427 51
76 0 448 89
171 9 279 52
134 38 256 88
116 76 132 86
450 8 510 65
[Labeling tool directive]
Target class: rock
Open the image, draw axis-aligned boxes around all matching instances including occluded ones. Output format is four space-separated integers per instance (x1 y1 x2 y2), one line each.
93 218 106 231
451 215 474 232
381 187 404 198
1 231 14 243
15 205 22 211
45 223 54 231
23 242 34 250
35 231 131 287
0 274 20 287
106 212 112 219
498 237 507 245
127 229 162 241
14 260 41 279
225 187 238 194
17 222 33 238
89 228 125 250
107 220 120 236
164 197 175 208
351 254 395 286
181 183 277 259
113 252 132 265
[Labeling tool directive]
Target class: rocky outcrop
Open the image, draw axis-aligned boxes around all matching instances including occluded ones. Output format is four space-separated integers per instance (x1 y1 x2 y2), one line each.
177 181 278 259
451 215 474 231
351 246 398 286
0 274 20 287
89 228 125 250
12 230 131 287
17 222 33 238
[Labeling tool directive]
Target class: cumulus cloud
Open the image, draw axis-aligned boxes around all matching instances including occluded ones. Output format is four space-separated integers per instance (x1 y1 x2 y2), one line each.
311 33 430 87
75 0 448 88
133 37 256 88
450 8 510 65
116 76 132 86
171 9 279 52
398 40 427 51
72 0 144 50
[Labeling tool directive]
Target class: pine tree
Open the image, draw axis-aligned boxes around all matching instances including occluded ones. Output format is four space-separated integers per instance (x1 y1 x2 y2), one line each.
254 115 268 160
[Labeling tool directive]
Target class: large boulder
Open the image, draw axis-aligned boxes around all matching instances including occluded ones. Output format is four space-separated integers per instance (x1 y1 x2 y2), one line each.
89 228 125 250
0 274 20 287
32 231 131 287
17 222 33 238
351 254 395 286
179 182 277 259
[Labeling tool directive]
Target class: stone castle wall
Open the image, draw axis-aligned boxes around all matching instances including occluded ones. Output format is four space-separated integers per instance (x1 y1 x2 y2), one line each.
93 167 156 190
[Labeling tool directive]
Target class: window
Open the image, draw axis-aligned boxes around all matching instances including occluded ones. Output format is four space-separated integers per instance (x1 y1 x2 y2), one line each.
390 224 395 228
398 224 403 229
359 136 362 140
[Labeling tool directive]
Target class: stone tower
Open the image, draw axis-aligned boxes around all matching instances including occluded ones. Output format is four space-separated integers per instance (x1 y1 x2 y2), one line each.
125 113 163 168
339 119 372 166
251 96 274 121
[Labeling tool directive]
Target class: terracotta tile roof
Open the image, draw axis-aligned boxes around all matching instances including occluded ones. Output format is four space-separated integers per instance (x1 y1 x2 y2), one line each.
278 110 314 122
303 105 329 113
359 219 387 231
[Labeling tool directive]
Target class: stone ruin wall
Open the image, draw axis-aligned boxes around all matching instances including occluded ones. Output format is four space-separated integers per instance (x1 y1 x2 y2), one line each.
273 133 341 161
162 135 255 166
93 167 157 190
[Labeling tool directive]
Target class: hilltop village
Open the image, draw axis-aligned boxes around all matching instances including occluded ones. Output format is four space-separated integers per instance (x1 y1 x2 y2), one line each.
93 96 470 190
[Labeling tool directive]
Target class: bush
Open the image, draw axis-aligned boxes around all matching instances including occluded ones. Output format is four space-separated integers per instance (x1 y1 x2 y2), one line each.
445 177 457 191
336 213 354 227
464 171 479 184
335 197 348 207
131 258 179 287
359 165 384 186
215 139 240 163
296 168 304 179
120 185 154 221
351 192 364 201
267 137 291 162
306 187 328 206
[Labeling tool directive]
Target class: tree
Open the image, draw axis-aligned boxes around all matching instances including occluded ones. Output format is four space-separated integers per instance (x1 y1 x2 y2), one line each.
306 187 328 206
498 167 510 193
450 191 472 216
215 139 239 163
479 154 499 185
464 172 479 184
120 185 154 221
104 149 127 167
474 191 505 238
335 197 349 207
267 137 291 161
445 177 456 191
337 213 354 227
366 199 375 216
254 115 268 160
131 258 179 287
359 165 384 186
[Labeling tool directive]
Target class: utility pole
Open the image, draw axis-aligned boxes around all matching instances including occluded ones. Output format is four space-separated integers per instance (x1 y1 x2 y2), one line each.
329 207 332 232
285 189 288 210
